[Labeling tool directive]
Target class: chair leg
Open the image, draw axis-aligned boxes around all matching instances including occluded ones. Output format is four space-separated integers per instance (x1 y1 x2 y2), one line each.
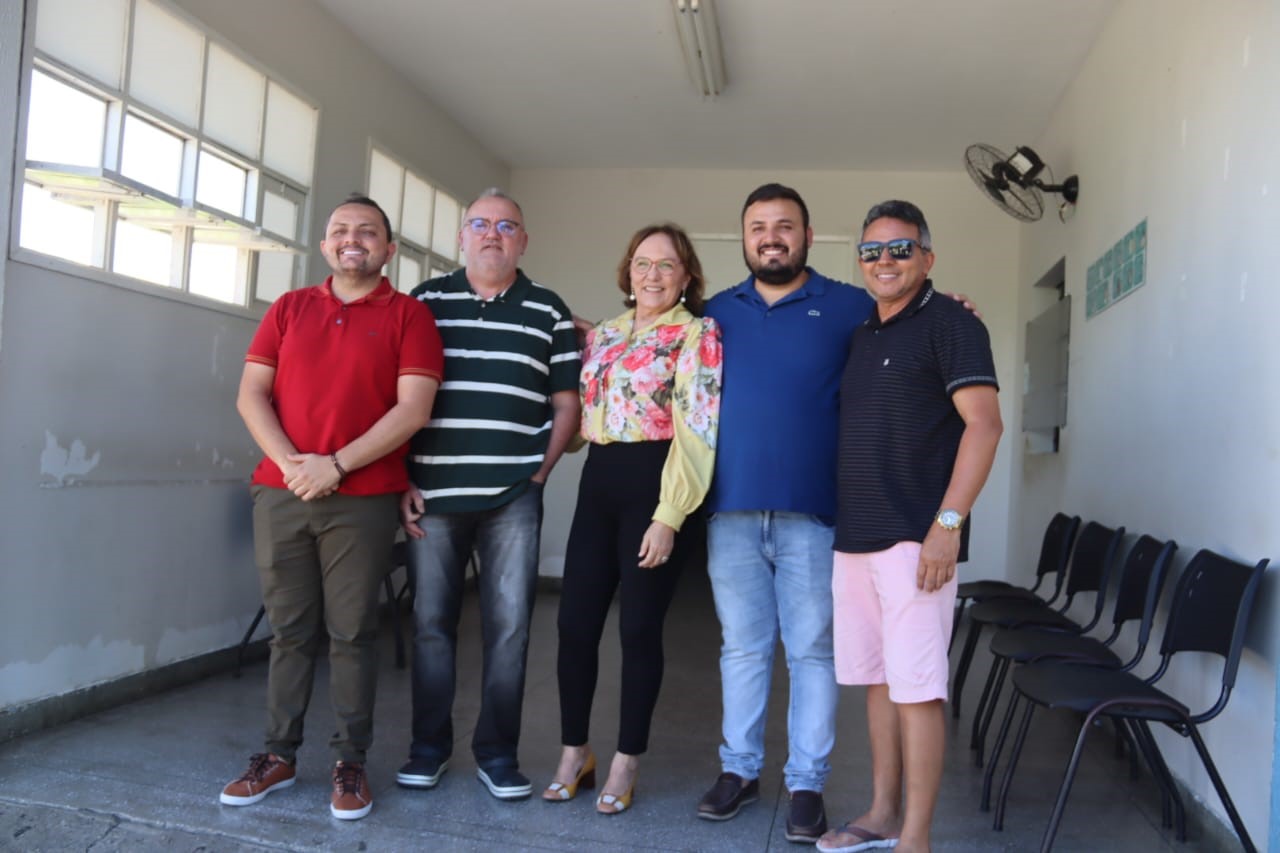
1131 720 1183 836
1122 720 1167 828
1039 710 1102 853
951 618 984 719
1107 716 1142 778
1187 724 1258 853
949 596 969 654
982 689 1021 812
994 695 1036 831
384 574 405 670
972 656 1009 767
235 605 268 678
1110 715 1130 763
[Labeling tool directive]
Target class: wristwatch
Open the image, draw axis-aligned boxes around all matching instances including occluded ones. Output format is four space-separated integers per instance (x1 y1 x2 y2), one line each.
935 508 965 531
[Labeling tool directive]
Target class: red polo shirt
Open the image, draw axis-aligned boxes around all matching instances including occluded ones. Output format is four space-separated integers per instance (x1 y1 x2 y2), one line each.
246 276 444 496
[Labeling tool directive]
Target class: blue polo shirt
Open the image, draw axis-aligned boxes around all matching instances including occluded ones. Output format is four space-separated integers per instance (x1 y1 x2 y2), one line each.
704 268 874 519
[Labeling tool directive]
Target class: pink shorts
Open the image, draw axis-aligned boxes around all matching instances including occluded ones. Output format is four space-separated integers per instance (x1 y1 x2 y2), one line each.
832 543 957 704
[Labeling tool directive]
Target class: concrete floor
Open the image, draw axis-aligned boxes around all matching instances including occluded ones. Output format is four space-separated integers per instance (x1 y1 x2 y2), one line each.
0 568 1234 852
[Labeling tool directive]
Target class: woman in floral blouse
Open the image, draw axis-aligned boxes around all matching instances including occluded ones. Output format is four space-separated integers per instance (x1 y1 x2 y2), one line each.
542 223 722 814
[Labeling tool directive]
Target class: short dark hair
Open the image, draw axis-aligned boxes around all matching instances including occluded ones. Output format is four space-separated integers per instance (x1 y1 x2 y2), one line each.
616 223 708 316
741 183 810 230
334 193 394 242
862 200 932 250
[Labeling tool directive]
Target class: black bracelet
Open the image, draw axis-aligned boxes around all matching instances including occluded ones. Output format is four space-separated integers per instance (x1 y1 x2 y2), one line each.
330 452 348 480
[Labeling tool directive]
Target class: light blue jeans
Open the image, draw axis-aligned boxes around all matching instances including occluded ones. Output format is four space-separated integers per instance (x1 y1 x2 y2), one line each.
706 511 837 792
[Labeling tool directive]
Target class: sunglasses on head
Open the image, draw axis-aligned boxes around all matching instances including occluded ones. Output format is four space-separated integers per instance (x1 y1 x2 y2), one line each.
857 238 929 263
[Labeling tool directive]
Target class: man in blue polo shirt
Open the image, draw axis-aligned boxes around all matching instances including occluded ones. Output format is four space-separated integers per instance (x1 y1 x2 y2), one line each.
695 183 874 842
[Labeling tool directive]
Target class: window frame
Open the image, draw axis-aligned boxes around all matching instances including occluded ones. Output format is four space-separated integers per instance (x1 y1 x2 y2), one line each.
10 0 319 314
366 142 464 293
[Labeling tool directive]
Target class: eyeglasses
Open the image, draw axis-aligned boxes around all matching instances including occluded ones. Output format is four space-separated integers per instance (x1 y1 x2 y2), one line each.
464 217 521 237
857 238 930 263
631 257 681 277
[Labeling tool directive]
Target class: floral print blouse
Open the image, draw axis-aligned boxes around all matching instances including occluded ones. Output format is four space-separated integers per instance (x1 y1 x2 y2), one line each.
580 303 722 531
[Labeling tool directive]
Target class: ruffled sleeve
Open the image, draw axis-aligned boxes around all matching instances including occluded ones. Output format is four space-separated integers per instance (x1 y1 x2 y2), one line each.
653 316 722 530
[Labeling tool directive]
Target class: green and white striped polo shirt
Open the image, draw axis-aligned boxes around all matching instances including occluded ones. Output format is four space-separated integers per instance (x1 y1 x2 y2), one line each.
408 268 581 513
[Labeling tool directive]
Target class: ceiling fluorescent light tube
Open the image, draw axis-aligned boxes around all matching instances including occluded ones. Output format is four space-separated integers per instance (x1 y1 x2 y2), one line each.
673 0 725 97
690 0 726 96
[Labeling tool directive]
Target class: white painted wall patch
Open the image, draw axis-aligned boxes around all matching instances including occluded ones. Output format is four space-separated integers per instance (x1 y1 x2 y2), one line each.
40 431 101 485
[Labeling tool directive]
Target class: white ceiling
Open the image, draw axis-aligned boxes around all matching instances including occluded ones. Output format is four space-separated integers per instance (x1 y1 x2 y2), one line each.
313 0 1118 172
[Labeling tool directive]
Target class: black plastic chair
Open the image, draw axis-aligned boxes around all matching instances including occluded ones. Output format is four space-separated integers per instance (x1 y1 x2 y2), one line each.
951 512 1081 654
963 522 1126 764
977 534 1177 793
990 549 1268 853
952 517 1102 720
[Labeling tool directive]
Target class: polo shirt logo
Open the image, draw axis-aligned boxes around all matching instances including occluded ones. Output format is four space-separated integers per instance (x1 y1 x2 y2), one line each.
883 358 890 366
808 310 821 317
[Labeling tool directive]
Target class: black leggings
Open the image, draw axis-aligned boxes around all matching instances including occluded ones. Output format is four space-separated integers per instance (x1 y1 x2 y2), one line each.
556 440 689 755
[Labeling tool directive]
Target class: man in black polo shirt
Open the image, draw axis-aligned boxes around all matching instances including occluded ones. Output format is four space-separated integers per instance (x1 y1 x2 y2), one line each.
819 201 1002 853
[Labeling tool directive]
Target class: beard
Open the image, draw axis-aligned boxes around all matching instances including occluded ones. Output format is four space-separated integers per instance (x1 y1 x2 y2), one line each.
745 243 808 285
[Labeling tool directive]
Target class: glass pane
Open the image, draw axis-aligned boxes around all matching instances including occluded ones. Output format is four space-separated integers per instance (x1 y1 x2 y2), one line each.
261 190 298 241
255 251 294 303
204 44 264 158
120 114 184 197
401 172 432 247
130 0 204 127
112 218 176 286
19 181 96 265
262 82 317 186
189 238 247 304
368 149 403 232
196 150 247 217
397 254 422 294
432 191 459 261
26 71 107 168
35 0 128 88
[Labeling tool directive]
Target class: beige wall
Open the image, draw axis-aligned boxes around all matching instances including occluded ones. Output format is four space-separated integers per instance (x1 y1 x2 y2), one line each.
511 168 1023 581
1013 0 1280 838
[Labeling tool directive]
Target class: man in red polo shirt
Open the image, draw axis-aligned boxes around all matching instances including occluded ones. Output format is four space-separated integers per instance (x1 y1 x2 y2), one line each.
221 195 443 821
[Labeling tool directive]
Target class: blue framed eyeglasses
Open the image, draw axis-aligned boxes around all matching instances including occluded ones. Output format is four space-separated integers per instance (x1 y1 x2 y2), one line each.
464 217 521 237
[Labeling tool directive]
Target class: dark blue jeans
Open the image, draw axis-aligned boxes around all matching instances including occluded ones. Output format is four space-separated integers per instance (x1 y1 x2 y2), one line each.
407 483 542 771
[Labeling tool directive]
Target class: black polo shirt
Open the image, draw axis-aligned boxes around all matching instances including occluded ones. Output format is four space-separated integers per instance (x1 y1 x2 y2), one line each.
835 281 998 557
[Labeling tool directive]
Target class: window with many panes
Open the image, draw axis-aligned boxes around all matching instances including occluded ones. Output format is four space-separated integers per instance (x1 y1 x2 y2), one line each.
15 0 319 307
367 146 463 292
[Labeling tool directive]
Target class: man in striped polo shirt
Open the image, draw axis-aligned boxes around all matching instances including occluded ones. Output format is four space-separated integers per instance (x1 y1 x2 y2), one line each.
396 188 581 801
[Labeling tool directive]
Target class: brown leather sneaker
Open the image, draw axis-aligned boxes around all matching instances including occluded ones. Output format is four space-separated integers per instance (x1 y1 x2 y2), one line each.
220 753 296 806
331 761 372 820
